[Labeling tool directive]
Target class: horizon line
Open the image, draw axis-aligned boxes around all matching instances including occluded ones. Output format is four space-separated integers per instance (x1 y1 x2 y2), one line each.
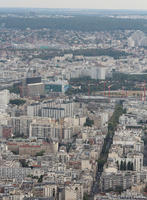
0 7 147 11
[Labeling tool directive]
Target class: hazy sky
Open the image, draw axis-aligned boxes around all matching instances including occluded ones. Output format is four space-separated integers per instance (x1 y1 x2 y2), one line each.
0 0 147 10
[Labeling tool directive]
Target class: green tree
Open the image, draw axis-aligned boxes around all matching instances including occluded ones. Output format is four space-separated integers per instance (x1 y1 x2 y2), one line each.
35 150 45 157
38 175 43 183
130 162 133 171
123 160 126 171
116 161 119 170
9 99 26 106
98 103 125 172
19 159 29 168
83 193 89 200
84 117 94 127
8 86 20 94
120 160 123 170
115 186 123 194
127 161 131 170
98 159 105 172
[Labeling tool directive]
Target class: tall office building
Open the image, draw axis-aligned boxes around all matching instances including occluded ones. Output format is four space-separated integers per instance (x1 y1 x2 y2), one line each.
0 90 10 105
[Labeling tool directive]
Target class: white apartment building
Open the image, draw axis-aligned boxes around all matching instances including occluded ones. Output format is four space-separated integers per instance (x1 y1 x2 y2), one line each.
0 90 10 113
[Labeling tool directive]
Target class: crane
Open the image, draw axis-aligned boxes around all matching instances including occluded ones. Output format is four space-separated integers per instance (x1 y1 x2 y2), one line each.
107 84 113 98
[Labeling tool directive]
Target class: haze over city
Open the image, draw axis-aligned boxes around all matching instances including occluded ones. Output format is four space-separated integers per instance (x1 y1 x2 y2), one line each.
0 1 147 200
0 0 147 9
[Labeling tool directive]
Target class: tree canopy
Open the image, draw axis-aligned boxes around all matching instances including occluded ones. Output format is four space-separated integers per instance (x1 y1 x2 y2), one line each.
9 99 26 106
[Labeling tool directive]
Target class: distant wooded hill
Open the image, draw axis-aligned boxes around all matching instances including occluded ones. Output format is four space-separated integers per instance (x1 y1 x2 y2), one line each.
0 16 147 32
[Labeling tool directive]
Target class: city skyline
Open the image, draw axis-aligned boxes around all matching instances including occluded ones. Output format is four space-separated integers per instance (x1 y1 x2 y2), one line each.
0 0 147 10
0 2 147 199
